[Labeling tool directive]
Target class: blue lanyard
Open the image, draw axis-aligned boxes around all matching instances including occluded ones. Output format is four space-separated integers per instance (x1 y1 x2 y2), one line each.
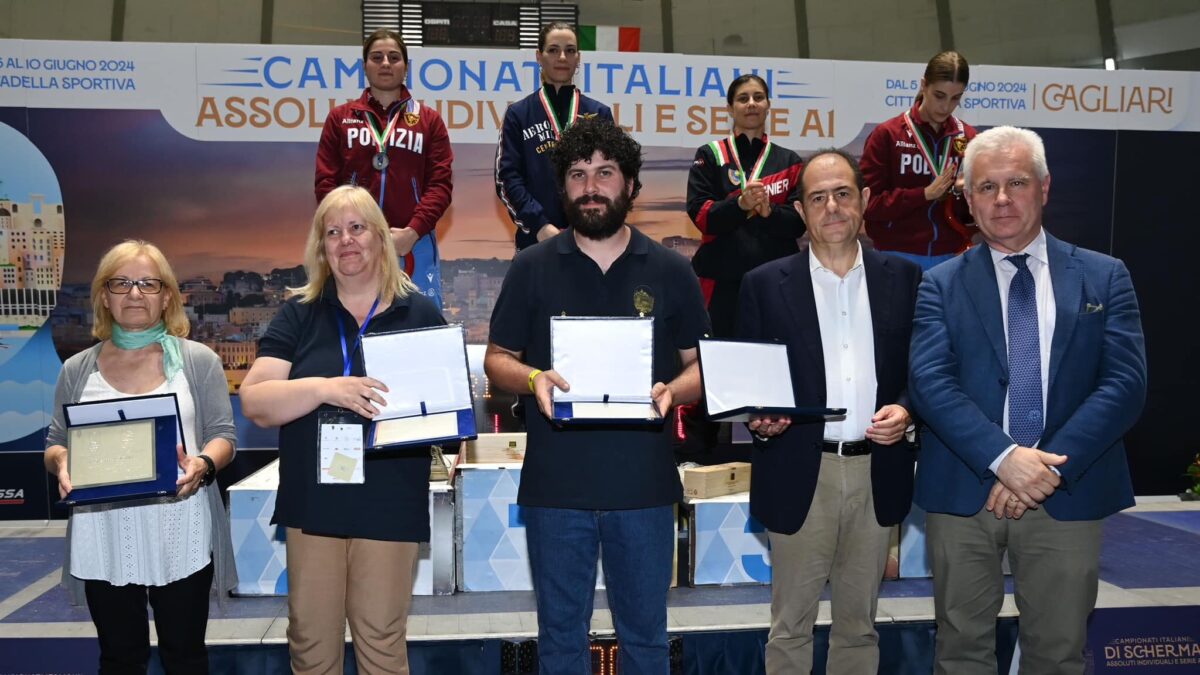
336 297 381 377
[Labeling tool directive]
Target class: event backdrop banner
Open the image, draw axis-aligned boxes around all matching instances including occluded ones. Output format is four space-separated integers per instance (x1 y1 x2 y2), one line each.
1086 606 1200 672
0 38 1192 519
1 40 1195 144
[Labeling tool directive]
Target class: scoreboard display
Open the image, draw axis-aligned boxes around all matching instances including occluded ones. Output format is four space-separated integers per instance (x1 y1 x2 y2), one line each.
420 2 520 47
364 2 578 49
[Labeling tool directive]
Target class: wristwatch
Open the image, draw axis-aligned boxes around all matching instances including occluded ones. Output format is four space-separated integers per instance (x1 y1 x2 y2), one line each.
198 454 216 487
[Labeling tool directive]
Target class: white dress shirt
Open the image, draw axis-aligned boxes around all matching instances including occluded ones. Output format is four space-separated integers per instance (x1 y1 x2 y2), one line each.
810 243 877 442
987 228 1057 472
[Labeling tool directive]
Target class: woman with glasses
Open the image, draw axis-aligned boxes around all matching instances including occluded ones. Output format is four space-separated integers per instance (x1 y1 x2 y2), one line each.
43 240 237 674
860 51 977 270
686 74 805 338
315 28 453 307
240 186 446 674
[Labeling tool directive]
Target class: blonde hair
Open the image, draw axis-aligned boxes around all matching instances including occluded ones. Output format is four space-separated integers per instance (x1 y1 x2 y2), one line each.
289 185 418 304
91 240 189 340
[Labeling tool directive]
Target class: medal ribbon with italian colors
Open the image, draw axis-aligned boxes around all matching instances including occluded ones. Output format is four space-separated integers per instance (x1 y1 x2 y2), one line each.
715 133 773 189
538 87 580 140
364 108 400 159
903 110 964 177
905 111 973 249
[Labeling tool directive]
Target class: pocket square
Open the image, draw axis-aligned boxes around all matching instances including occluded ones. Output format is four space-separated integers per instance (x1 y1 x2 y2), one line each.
1084 302 1104 314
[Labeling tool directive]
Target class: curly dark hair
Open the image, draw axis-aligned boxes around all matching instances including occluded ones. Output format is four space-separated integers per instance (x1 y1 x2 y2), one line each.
550 116 643 201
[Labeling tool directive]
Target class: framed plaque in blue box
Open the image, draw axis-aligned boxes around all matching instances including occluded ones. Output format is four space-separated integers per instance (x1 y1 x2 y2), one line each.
61 393 185 506
63 415 179 506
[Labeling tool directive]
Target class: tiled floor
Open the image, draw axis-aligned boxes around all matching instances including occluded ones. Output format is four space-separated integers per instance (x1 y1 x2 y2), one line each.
1 500 1197 645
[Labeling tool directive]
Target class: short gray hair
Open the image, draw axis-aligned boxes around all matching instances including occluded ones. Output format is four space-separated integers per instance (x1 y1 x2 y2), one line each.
963 125 1049 191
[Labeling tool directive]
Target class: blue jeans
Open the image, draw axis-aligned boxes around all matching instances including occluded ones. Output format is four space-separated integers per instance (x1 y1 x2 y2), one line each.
883 250 958 271
523 504 675 675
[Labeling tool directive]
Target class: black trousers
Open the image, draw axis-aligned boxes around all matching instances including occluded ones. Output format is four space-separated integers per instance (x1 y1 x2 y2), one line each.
83 561 213 675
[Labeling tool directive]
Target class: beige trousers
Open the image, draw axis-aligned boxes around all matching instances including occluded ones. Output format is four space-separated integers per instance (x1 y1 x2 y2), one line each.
766 452 891 675
927 505 1103 675
285 528 419 675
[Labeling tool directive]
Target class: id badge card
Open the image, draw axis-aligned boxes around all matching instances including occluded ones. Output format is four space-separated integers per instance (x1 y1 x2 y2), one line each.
318 411 364 484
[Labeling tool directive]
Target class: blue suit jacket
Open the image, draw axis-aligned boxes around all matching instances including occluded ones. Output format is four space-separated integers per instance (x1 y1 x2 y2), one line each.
738 246 922 534
910 232 1147 520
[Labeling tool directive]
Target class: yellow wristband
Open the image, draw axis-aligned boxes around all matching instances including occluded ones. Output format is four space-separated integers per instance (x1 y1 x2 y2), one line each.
527 369 543 393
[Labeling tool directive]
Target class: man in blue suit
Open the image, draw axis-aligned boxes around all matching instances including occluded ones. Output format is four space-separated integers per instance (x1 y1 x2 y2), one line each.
909 126 1147 675
740 149 922 675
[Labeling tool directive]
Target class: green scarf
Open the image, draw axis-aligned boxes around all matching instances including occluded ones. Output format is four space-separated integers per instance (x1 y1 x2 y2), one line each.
111 321 183 382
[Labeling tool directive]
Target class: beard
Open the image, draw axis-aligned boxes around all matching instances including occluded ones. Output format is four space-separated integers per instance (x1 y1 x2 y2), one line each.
565 189 631 241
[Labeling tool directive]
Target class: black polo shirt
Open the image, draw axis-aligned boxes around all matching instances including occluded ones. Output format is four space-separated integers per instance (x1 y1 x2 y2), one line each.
489 226 711 509
257 281 446 542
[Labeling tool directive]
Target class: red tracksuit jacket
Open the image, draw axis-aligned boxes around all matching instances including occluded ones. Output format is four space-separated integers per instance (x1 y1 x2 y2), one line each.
860 103 977 256
315 87 453 237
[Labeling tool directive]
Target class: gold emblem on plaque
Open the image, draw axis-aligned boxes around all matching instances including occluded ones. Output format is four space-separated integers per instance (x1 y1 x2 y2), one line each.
634 288 654 316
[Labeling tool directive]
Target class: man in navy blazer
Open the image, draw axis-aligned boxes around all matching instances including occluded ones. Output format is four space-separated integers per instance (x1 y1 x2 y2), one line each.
909 126 1147 675
738 149 921 675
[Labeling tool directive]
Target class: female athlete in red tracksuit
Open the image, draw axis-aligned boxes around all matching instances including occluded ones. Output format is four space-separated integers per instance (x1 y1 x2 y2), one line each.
860 51 977 271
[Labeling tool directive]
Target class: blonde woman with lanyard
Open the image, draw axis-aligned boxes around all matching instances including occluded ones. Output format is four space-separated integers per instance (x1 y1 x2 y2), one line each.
686 73 805 338
44 240 236 674
241 186 445 674
860 50 977 270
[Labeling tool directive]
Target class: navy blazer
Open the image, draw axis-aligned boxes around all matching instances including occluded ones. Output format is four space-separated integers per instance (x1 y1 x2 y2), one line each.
737 246 922 535
909 232 1147 520
494 89 613 250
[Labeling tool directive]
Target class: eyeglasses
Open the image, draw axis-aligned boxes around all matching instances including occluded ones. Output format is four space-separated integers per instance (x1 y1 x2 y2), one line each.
106 278 164 294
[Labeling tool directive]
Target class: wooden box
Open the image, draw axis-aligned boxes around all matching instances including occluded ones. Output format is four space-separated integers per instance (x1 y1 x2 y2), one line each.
683 462 751 499
460 432 526 464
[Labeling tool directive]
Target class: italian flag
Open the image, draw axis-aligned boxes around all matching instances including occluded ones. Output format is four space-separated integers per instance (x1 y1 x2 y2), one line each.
578 25 641 52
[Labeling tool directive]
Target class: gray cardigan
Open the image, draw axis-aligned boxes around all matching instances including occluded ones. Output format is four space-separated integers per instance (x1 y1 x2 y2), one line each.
46 339 239 605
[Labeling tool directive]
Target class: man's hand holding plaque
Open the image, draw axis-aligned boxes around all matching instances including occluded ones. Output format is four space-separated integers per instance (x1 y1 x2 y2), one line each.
549 317 662 423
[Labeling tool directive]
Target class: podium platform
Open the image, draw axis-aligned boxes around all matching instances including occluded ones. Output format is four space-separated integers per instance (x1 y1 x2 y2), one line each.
228 458 456 596
1 491 1197 672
